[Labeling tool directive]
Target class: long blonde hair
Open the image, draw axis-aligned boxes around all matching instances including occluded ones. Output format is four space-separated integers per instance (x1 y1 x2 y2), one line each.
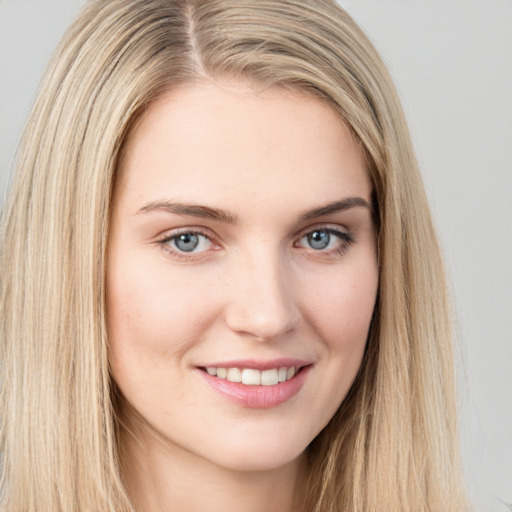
0 1 467 510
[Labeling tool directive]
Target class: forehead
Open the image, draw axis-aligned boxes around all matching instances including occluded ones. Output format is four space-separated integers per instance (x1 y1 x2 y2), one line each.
115 80 371 213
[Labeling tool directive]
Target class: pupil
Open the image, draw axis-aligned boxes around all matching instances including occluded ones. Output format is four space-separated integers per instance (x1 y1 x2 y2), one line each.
175 233 199 252
308 230 330 250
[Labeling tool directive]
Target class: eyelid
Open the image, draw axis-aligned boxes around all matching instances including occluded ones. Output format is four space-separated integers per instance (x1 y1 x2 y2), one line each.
157 226 215 241
294 223 355 255
154 222 354 262
295 222 352 240
156 226 222 260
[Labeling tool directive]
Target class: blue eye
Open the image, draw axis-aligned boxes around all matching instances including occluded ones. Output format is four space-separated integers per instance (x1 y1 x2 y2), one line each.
307 230 331 250
174 233 199 252
297 228 352 253
167 232 213 253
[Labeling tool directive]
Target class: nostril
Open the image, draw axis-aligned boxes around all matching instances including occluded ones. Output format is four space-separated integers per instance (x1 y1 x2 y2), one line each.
224 303 300 341
222 258 301 340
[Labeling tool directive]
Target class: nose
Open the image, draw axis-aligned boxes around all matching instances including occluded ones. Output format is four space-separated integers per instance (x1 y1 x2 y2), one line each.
223 249 300 342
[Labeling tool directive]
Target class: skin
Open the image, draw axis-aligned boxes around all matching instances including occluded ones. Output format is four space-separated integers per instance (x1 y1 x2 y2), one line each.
107 80 379 512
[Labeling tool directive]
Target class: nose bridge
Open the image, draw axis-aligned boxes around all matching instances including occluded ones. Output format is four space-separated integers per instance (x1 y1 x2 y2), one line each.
224 244 299 341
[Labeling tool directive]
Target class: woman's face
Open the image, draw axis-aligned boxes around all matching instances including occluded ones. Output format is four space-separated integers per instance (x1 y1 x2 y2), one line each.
107 81 378 472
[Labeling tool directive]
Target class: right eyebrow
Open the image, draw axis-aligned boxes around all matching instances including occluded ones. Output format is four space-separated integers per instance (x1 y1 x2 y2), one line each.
137 200 239 224
297 197 373 222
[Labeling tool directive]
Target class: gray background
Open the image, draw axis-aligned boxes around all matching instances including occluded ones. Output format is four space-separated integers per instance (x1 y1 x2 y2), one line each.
1 0 511 508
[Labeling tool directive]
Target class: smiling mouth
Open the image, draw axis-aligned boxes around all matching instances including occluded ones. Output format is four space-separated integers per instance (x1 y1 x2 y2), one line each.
200 366 306 386
198 364 312 408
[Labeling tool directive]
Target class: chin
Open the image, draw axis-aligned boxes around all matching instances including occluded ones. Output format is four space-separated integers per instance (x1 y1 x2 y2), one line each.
214 446 304 473
195 425 313 473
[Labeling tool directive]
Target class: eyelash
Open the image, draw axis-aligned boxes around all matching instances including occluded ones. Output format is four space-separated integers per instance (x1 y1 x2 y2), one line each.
157 227 218 261
294 227 354 256
156 225 354 262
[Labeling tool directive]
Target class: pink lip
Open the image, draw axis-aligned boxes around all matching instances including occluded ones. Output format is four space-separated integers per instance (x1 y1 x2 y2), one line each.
196 362 312 409
200 358 311 371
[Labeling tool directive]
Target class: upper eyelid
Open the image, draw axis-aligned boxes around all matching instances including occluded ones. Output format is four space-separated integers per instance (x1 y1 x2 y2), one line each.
157 226 215 242
296 222 351 238
156 229 217 259
155 222 352 245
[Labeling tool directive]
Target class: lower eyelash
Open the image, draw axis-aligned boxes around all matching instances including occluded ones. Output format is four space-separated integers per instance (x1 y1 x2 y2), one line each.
328 230 354 255
156 226 354 260
300 227 355 255
157 229 213 260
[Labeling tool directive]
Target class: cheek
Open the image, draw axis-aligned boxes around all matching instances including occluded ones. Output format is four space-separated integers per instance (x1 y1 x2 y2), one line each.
300 262 378 425
302 262 379 351
105 257 219 386
302 259 377 395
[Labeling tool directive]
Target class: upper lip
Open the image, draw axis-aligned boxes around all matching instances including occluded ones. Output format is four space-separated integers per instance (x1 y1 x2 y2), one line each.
197 358 313 371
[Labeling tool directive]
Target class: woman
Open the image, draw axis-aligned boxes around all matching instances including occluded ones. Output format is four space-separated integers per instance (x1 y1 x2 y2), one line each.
0 0 468 510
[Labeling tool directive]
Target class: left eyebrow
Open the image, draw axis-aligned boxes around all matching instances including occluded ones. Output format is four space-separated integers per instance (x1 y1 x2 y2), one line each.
298 197 373 222
137 200 239 224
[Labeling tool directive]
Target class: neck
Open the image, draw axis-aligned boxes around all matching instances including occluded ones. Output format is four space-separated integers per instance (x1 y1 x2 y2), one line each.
119 422 307 512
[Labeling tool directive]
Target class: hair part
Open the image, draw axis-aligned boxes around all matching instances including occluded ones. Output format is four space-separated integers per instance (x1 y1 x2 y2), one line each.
0 1 467 510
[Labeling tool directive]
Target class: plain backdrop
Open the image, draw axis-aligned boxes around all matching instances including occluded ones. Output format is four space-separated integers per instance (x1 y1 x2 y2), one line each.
1 0 511 509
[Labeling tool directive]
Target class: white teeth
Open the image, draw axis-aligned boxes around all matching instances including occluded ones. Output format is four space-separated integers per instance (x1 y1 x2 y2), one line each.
286 367 296 380
242 368 261 385
226 367 242 383
205 365 301 386
261 369 278 386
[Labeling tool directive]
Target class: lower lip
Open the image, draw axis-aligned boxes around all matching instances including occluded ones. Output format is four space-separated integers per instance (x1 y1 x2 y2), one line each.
197 366 312 408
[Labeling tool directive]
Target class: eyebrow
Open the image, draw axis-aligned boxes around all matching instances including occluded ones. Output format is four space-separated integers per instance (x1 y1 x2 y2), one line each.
297 197 373 222
137 196 372 224
138 200 239 223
